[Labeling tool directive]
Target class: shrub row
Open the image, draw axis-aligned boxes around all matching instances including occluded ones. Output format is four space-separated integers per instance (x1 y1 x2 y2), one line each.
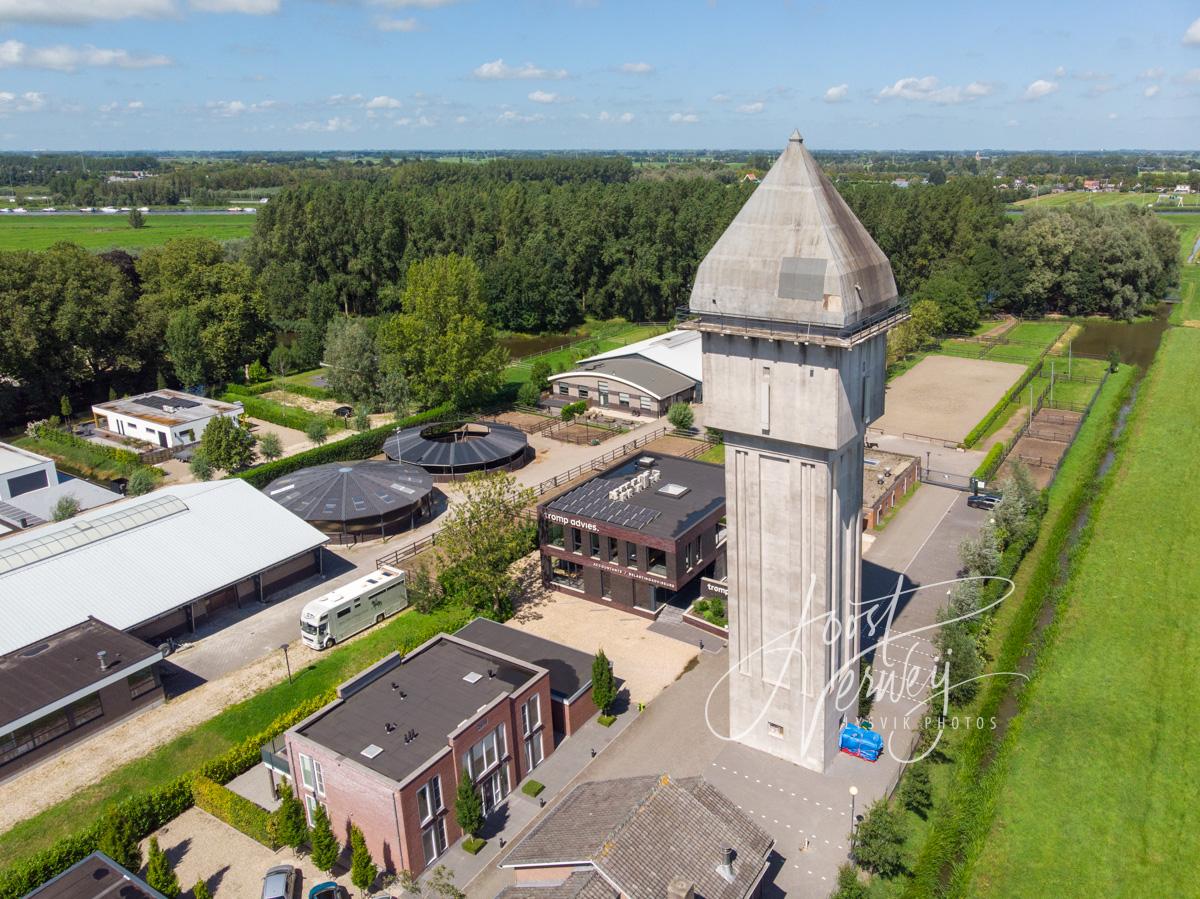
972 443 1005 482
226 380 333 402
0 695 330 899
963 361 1047 448
33 425 140 467
234 404 453 489
223 381 276 397
192 776 277 850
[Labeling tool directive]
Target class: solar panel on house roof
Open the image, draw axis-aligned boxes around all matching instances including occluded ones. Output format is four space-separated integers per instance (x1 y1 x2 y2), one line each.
137 394 200 411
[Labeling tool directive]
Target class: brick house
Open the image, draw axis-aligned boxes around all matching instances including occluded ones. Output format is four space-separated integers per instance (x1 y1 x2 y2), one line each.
282 624 596 876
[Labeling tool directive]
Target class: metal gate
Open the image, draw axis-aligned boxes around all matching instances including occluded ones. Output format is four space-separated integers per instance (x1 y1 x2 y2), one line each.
920 468 975 492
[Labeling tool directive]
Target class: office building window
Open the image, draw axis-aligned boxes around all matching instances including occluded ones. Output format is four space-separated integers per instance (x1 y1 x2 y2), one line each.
606 537 618 563
523 731 544 773
521 695 541 735
417 776 442 825
647 547 667 576
626 542 638 567
619 392 631 408
558 383 569 396
578 386 589 399
128 668 158 701
549 558 585 591
467 723 506 780
546 521 565 548
570 527 583 554
640 396 653 411
589 532 601 558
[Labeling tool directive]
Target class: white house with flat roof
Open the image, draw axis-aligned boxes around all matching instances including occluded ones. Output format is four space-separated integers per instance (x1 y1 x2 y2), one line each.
0 443 56 502
91 389 243 449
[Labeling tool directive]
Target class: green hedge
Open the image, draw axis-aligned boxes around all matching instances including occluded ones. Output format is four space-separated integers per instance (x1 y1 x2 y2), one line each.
34 425 140 467
222 393 343 434
234 404 453 489
0 695 329 899
223 381 276 397
963 362 1045 448
226 380 333 401
192 776 277 850
973 443 1005 481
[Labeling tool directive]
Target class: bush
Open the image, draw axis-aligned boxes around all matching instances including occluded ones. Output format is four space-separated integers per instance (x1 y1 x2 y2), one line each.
900 762 933 817
349 825 378 895
51 496 80 522
222 393 340 435
854 799 905 878
247 360 270 383
257 432 283 462
690 598 727 627
462 837 486 855
233 404 453 489
598 714 616 727
832 863 870 899
193 776 278 850
271 783 308 854
279 382 333 401
31 423 139 468
560 400 587 421
189 452 214 482
125 467 160 496
310 803 339 873
145 837 180 898
667 402 694 431
192 879 213 899
516 381 542 407
972 442 1005 482
223 381 276 397
305 419 330 445
521 780 545 798
96 810 141 873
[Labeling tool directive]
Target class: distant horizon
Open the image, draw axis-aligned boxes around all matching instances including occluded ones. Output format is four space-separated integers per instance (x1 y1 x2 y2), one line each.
3 146 1199 156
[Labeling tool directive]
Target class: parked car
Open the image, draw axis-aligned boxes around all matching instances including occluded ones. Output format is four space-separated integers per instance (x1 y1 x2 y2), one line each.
309 884 347 899
967 492 1002 511
261 864 297 899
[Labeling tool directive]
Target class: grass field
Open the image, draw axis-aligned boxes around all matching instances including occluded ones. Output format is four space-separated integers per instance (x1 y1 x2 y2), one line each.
0 603 471 870
1012 191 1200 210
0 214 254 251
966 329 1200 897
1168 213 1200 324
503 320 670 386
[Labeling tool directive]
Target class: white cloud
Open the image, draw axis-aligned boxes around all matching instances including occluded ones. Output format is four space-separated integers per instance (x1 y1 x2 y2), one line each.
528 90 559 103
454 115 468 124
737 101 764 114
1184 16 1200 45
99 101 119 113
326 93 364 106
0 40 171 72
1108 112 1118 119
294 116 355 132
1140 66 1165 79
190 0 278 12
207 98 278 116
497 109 544 124
0 0 172 25
669 112 699 123
366 95 403 109
823 83 849 103
878 76 992 105
371 0 461 6
1023 78 1059 100
473 58 567 80
1144 84 1160 98
598 110 634 123
128 100 144 109
619 61 653 74
1054 65 1066 77
376 16 420 31
1182 68 1200 83
710 92 729 103
0 91 45 113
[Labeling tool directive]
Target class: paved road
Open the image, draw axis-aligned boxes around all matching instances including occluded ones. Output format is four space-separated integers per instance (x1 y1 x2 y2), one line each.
465 484 988 897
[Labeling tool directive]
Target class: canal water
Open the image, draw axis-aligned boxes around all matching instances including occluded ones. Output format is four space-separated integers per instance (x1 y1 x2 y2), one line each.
498 333 577 358
1069 302 1172 368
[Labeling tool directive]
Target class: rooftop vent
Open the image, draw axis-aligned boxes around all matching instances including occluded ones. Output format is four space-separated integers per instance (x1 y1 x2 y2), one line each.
361 744 384 759
657 482 690 498
636 456 657 469
97 650 108 671
463 671 483 684
715 847 736 884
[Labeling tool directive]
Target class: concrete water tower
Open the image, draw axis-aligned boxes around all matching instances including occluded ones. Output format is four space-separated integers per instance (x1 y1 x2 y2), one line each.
684 130 907 772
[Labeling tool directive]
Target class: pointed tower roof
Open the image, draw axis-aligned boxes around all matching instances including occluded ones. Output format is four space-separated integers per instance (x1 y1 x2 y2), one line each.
690 131 899 329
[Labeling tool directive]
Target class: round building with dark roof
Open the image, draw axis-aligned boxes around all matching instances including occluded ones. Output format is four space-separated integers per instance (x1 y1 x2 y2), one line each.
383 420 531 481
263 460 435 543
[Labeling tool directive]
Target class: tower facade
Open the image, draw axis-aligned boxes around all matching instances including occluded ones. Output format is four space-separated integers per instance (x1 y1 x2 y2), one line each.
686 131 906 772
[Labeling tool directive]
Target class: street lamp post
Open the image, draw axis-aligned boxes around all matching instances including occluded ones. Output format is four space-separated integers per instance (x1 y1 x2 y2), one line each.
280 643 293 685
849 785 859 859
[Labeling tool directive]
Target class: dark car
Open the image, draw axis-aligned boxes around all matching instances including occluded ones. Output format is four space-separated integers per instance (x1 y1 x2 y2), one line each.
332 405 354 418
967 493 1002 511
309 883 348 899
261 864 297 899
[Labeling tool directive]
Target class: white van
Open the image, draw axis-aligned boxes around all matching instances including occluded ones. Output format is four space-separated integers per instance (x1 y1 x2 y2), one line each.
300 565 408 650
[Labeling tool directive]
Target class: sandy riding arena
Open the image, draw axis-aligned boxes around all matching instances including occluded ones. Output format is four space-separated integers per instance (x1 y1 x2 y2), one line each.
875 355 1026 443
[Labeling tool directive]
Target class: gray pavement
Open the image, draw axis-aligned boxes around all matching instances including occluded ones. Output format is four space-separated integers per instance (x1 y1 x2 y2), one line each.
870 432 983 476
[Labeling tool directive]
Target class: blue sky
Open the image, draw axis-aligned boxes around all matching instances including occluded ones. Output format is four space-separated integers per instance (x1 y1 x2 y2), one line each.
0 0 1198 151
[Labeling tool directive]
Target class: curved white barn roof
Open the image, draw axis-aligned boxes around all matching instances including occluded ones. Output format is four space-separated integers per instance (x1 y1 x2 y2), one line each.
574 329 702 382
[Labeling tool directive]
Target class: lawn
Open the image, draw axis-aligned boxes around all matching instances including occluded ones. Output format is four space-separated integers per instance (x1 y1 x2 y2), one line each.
966 330 1200 897
1168 213 1200 324
0 603 472 870
696 443 725 464
1012 191 1200 210
0 214 254 251
503 320 670 386
11 434 156 483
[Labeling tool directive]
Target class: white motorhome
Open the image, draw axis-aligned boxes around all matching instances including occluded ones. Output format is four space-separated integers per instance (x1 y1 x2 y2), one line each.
300 565 408 649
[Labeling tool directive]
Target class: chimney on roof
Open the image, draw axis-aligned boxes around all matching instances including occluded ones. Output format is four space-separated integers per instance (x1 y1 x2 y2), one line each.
666 877 695 899
715 847 736 884
97 650 108 671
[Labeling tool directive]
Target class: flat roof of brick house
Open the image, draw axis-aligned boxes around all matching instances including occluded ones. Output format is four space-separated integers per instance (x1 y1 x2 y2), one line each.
543 452 724 540
295 634 544 785
454 618 594 702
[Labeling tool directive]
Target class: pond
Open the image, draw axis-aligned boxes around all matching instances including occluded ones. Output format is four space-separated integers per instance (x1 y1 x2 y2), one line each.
1070 303 1171 369
498 333 577 358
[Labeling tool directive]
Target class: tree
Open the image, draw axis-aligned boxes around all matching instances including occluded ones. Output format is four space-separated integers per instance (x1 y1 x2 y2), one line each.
247 359 269 383
435 471 536 618
96 809 141 872
667 402 694 431
906 299 943 349
934 615 982 706
408 561 446 614
59 395 72 419
831 863 869 899
517 381 542 407
272 783 309 856
126 467 157 496
353 406 371 431
192 879 213 899
258 431 283 461
899 762 933 816
529 359 552 393
854 799 905 878
189 452 214 482
51 495 81 522
591 648 616 714
310 802 340 873
268 344 294 377
305 418 330 446
165 307 207 388
325 316 380 406
958 525 1000 577
376 255 508 410
128 208 145 229
454 769 484 838
145 837 180 898
349 824 378 896
425 865 467 899
199 415 255 472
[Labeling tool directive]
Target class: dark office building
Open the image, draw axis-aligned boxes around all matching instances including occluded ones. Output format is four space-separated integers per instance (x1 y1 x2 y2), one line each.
537 453 726 618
